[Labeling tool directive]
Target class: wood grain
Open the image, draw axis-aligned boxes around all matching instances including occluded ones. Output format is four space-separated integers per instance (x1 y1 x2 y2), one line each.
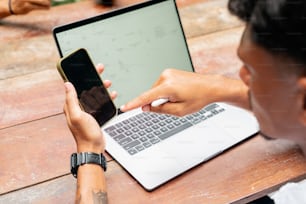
0 0 237 42
1 137 306 203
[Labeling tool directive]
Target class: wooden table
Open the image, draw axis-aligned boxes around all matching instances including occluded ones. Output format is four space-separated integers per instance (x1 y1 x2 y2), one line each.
1 0 306 203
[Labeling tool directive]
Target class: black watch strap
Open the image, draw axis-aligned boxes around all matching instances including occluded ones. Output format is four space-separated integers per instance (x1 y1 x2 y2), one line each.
70 152 107 178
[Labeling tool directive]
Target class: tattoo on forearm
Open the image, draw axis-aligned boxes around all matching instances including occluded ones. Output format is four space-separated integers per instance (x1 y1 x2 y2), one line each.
75 190 108 204
93 190 108 204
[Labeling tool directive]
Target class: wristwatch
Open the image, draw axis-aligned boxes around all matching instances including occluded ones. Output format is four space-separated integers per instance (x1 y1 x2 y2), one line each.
70 152 107 178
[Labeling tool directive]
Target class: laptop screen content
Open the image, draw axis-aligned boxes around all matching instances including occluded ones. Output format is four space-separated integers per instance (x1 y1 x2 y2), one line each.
54 0 194 108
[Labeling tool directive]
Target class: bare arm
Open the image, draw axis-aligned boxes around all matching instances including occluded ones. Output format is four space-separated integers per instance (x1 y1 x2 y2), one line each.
63 65 115 204
76 164 108 204
121 69 250 116
64 82 108 204
0 0 50 18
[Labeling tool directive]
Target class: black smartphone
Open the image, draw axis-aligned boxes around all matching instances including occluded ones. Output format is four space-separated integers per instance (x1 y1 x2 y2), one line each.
57 48 117 126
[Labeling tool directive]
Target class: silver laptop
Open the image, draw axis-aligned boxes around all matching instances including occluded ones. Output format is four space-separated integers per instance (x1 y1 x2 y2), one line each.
53 0 259 191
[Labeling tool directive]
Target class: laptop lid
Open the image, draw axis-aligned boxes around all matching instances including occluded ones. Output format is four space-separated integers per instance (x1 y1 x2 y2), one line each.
53 0 194 108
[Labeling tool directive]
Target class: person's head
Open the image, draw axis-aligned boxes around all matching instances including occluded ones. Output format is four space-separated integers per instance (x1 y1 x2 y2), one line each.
228 0 306 153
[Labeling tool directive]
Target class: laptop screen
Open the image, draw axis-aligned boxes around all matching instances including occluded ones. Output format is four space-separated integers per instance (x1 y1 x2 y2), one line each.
53 0 194 107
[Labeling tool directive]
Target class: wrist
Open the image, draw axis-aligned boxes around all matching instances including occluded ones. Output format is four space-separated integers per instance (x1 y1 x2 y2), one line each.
199 75 249 110
77 144 105 154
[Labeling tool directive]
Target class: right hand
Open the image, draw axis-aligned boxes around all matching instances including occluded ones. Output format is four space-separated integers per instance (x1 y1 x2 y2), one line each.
63 64 247 151
10 0 51 15
121 69 230 116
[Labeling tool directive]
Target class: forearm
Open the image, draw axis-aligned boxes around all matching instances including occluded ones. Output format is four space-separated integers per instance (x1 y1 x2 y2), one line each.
0 0 11 18
200 74 251 111
76 164 108 204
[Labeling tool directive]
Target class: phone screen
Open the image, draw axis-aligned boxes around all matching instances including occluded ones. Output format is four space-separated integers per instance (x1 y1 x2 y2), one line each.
58 48 117 126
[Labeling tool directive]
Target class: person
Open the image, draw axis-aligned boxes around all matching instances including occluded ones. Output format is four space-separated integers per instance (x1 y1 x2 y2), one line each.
0 0 51 18
63 0 306 203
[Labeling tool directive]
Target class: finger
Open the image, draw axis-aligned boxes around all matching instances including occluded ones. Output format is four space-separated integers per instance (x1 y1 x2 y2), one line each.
150 102 184 116
120 87 165 112
96 64 105 74
64 82 82 119
103 79 111 88
110 91 117 100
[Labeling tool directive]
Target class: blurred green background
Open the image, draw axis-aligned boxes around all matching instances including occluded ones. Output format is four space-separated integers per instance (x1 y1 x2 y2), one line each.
51 0 82 6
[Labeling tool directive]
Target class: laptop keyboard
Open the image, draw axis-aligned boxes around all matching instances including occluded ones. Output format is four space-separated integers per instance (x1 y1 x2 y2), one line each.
104 103 225 155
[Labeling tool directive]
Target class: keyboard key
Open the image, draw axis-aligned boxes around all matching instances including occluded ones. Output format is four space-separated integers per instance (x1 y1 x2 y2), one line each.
135 145 145 152
105 126 116 132
119 137 132 146
131 134 139 139
123 140 141 150
150 138 160 144
147 133 155 139
158 122 192 140
128 149 137 155
114 134 125 141
143 142 152 148
140 137 148 142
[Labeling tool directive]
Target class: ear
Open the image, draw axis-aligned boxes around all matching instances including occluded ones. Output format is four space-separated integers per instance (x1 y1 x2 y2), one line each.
298 77 306 125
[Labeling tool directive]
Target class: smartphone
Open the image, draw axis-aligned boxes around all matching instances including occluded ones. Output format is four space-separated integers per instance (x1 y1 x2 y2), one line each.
57 48 117 126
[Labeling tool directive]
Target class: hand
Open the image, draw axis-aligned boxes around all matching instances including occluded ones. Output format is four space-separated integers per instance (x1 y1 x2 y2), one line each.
121 68 247 116
63 64 116 153
9 0 51 15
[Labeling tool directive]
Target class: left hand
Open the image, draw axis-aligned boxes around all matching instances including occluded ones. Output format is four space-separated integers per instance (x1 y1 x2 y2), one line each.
64 82 105 153
63 64 116 153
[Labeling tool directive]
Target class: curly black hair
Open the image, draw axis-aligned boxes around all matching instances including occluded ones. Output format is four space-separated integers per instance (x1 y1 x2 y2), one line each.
228 0 306 65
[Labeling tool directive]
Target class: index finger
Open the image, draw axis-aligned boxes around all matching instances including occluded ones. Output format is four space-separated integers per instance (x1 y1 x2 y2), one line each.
120 86 166 112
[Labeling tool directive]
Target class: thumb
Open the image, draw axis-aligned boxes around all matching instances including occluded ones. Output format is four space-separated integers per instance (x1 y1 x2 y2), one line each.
64 82 81 118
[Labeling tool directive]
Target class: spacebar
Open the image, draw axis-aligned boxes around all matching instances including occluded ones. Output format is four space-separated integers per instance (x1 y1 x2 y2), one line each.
158 122 193 140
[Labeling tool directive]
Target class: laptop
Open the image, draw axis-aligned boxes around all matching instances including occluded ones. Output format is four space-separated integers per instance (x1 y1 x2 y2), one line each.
53 0 259 191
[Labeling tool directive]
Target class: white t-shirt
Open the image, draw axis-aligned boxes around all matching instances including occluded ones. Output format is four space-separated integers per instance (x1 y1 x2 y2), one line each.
269 179 306 204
